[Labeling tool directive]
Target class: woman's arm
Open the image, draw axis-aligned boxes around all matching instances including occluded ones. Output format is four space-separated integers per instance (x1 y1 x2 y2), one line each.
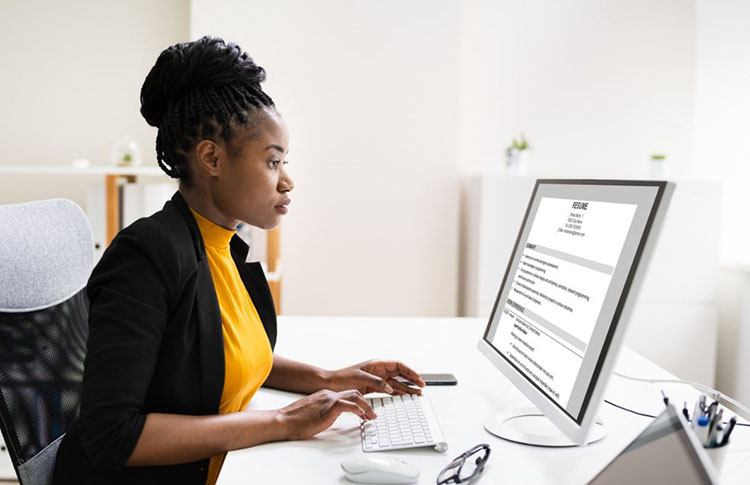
264 355 425 396
127 389 376 466
263 354 333 394
126 410 282 466
130 353 427 466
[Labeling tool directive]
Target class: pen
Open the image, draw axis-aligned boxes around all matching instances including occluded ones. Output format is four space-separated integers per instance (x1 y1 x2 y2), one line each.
710 408 723 434
696 415 711 446
707 401 718 423
707 420 722 447
691 400 701 430
721 416 737 446
682 401 690 422
710 424 724 448
699 394 707 414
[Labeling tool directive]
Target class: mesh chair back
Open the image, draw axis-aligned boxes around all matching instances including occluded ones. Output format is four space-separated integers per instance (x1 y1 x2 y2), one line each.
0 199 93 485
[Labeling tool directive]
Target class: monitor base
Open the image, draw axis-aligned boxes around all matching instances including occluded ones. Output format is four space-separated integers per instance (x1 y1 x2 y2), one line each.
484 407 607 447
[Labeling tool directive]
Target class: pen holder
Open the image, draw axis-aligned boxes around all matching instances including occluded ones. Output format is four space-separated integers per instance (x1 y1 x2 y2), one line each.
703 442 729 475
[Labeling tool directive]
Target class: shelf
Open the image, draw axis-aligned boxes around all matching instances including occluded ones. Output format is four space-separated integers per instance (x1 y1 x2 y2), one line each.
0 164 165 176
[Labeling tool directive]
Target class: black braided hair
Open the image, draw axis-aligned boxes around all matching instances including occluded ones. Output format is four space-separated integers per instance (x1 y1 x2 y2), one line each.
140 36 275 183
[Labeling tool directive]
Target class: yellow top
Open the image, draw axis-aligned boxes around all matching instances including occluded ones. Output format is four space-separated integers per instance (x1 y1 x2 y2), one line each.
189 208 274 485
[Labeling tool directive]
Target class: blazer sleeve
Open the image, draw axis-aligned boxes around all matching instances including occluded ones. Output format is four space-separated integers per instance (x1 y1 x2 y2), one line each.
76 223 178 470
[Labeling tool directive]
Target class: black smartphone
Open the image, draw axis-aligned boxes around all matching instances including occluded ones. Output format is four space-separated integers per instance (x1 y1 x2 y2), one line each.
419 374 458 386
420 373 457 386
395 373 458 387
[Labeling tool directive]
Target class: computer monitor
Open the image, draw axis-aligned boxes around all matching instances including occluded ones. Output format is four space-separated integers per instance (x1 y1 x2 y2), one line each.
477 180 674 446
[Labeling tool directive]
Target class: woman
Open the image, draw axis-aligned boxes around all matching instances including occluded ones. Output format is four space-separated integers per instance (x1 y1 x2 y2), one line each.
53 36 425 485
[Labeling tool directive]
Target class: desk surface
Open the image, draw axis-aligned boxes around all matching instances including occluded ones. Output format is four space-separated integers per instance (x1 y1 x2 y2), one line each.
218 317 750 485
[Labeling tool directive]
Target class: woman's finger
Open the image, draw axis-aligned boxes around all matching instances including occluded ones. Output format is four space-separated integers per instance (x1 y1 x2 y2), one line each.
387 377 422 395
332 394 371 420
373 360 425 387
357 370 393 394
340 389 377 419
393 361 426 387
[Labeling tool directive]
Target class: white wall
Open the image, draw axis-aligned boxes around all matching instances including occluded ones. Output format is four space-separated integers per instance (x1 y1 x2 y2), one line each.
694 0 750 406
458 0 696 178
191 0 461 316
694 0 750 261
192 0 698 317
0 0 189 207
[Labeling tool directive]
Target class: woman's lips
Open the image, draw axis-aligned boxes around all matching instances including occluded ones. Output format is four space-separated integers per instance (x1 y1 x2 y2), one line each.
275 199 291 214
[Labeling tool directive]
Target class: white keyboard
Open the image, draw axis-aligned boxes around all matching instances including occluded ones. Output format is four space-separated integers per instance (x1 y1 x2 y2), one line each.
360 394 448 452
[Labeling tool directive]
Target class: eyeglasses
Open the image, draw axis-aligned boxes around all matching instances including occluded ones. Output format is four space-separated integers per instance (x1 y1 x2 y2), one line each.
436 443 491 484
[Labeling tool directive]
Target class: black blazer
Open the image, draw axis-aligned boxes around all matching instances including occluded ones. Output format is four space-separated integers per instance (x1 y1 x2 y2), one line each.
53 192 277 485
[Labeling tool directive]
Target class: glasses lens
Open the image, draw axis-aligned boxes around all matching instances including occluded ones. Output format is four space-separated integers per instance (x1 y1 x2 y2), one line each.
457 446 489 481
437 457 463 483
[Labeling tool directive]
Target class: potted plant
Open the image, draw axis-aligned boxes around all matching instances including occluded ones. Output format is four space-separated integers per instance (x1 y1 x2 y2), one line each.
111 136 142 167
649 153 667 179
506 134 530 175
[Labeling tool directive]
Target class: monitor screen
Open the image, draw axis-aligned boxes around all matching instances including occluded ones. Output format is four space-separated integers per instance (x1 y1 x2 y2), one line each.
482 181 666 424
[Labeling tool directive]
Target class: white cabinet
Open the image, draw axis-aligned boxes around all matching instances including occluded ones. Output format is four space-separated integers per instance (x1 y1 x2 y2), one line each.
460 174 720 385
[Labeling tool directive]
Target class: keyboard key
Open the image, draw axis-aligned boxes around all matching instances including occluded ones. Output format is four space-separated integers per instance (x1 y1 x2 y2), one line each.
361 394 444 452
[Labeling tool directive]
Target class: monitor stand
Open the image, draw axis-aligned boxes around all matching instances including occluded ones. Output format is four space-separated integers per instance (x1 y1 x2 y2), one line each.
484 407 607 447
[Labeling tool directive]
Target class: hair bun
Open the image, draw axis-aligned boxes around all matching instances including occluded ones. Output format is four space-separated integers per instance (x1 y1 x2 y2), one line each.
140 36 267 127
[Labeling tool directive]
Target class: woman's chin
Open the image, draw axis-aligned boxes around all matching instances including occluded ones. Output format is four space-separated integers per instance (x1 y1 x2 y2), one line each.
258 218 281 231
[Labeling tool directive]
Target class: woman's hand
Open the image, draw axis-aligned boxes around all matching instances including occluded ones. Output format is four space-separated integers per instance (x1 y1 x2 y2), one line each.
276 389 376 440
326 360 426 396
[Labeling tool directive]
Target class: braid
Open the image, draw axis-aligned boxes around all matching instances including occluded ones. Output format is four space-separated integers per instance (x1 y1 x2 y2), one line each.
140 36 276 184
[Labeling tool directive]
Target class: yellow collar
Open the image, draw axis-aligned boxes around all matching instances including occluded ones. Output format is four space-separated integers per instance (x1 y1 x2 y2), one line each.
189 207 236 249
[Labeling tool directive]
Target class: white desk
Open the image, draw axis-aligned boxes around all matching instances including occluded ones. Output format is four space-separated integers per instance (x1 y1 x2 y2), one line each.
218 317 750 484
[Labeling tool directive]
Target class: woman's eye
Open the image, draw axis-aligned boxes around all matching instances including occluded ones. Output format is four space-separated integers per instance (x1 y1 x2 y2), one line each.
269 160 279 169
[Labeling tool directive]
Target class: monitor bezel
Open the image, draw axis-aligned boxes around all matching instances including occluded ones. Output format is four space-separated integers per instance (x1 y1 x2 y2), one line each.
477 179 674 445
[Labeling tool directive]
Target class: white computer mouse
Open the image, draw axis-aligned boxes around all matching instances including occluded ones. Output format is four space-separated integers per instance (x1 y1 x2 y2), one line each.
341 455 420 484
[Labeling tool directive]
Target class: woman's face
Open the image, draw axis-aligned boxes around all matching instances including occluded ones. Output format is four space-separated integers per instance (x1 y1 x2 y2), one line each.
211 109 294 230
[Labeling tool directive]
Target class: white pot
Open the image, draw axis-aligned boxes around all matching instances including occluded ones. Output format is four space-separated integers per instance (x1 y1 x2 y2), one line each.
648 160 666 179
506 149 529 176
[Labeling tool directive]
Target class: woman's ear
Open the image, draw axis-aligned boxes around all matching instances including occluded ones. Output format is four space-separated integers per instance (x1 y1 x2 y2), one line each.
194 139 222 176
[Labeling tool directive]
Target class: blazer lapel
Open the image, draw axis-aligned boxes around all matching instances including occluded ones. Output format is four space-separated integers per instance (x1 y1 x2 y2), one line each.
167 191 225 414
194 261 224 413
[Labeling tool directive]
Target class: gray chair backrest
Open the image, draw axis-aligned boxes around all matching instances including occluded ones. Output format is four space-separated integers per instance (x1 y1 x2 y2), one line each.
0 199 93 485
0 199 93 312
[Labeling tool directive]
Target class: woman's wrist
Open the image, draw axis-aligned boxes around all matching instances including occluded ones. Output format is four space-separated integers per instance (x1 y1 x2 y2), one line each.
317 367 334 391
272 409 291 441
217 410 290 451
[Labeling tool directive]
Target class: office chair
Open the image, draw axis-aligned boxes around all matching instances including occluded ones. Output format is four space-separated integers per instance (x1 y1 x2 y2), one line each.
0 199 93 485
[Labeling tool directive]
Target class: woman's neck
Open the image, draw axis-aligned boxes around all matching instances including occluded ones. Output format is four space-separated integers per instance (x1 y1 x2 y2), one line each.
178 185 238 230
